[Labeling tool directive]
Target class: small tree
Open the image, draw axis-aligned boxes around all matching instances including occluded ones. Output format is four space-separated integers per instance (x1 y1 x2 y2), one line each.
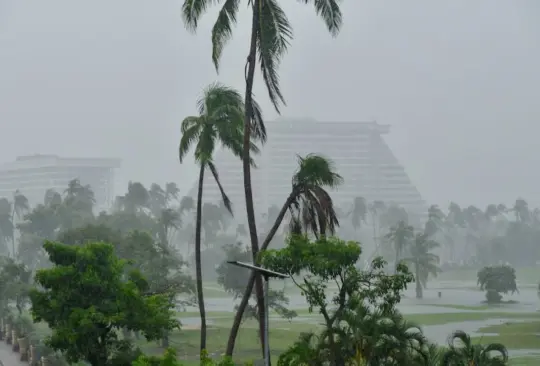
0 256 32 316
261 235 413 365
477 265 518 303
30 241 178 366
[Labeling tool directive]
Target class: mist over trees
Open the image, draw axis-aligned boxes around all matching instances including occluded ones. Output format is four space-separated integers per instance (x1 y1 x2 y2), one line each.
0 0 532 363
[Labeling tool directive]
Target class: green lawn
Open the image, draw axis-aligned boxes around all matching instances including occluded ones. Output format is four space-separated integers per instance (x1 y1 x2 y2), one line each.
510 356 540 366
438 266 540 284
407 312 539 326
132 311 540 363
470 320 540 364
423 304 491 311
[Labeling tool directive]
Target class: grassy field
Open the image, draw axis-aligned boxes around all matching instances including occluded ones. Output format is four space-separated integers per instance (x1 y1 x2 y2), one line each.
471 320 540 349
134 310 540 363
437 266 540 284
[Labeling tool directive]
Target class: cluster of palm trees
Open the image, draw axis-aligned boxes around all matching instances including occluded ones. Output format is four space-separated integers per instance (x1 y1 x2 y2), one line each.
178 0 346 357
3 179 197 271
279 305 509 365
333 197 540 275
415 200 540 267
178 86 345 353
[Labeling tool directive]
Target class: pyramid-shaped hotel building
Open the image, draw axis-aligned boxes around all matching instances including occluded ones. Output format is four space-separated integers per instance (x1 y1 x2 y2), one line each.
187 118 427 224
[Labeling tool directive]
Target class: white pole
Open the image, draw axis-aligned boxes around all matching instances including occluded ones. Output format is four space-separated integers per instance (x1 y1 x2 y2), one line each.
264 276 270 366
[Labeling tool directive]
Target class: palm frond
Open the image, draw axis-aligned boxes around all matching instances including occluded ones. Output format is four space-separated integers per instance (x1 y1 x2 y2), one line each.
198 82 244 115
256 0 293 112
211 0 241 71
178 121 202 162
250 96 267 144
207 161 233 215
293 154 343 187
298 0 343 36
194 126 217 163
482 342 508 362
182 0 213 32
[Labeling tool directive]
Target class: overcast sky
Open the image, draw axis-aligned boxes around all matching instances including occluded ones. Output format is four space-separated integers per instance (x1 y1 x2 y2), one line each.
0 0 538 209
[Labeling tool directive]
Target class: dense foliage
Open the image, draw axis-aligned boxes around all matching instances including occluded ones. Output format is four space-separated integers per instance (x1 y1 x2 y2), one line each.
30 241 178 365
477 265 518 303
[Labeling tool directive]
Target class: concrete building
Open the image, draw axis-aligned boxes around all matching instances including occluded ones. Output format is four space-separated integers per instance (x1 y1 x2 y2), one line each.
0 155 121 211
186 118 426 223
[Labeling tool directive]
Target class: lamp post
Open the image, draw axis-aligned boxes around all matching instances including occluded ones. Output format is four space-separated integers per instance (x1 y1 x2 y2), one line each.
227 261 287 366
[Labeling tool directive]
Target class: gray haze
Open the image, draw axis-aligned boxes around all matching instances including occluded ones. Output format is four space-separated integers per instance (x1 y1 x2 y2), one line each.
1 0 539 207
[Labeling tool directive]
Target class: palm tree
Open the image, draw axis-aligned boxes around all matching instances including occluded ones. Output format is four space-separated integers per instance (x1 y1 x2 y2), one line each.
44 189 62 208
149 183 167 217
178 82 260 355
403 233 441 299
368 200 386 258
157 208 181 247
225 153 342 356
11 190 29 256
424 204 445 237
336 301 428 365
385 221 414 273
0 198 13 255
182 0 343 356
512 198 530 223
123 182 150 213
164 182 180 204
442 330 508 365
350 196 368 231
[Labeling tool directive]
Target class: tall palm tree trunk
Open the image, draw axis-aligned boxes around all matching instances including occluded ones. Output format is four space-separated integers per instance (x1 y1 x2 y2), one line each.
241 0 266 357
11 208 16 257
395 245 400 274
226 192 294 356
415 264 422 299
195 165 207 354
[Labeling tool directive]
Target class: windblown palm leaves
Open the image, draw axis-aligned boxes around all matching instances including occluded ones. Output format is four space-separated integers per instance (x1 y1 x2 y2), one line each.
402 232 441 298
182 0 342 113
385 220 414 272
337 302 429 365
287 154 343 238
442 330 508 365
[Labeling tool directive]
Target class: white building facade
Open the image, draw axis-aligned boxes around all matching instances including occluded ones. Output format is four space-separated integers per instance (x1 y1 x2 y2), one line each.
0 155 121 211
187 119 426 224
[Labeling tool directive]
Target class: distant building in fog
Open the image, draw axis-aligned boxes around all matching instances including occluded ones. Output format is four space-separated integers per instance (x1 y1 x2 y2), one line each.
0 155 121 211
186 118 426 223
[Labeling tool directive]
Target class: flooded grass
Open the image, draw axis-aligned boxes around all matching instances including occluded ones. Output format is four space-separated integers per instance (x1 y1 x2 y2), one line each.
470 320 540 351
509 356 540 365
423 304 491 311
407 312 540 325
438 266 540 284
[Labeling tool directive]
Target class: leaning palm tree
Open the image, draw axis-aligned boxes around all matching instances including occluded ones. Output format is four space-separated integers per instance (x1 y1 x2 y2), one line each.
182 0 343 353
442 330 508 365
225 154 342 356
403 233 441 299
178 82 261 355
385 220 414 273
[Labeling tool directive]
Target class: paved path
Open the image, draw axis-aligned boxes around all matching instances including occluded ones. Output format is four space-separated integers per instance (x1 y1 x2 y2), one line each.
0 340 26 365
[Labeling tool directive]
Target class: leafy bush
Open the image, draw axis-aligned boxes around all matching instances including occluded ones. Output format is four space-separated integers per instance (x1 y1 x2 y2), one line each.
477 265 518 303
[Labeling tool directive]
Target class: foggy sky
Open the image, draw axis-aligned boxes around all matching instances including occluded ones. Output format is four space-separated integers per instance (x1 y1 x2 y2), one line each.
0 0 539 209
